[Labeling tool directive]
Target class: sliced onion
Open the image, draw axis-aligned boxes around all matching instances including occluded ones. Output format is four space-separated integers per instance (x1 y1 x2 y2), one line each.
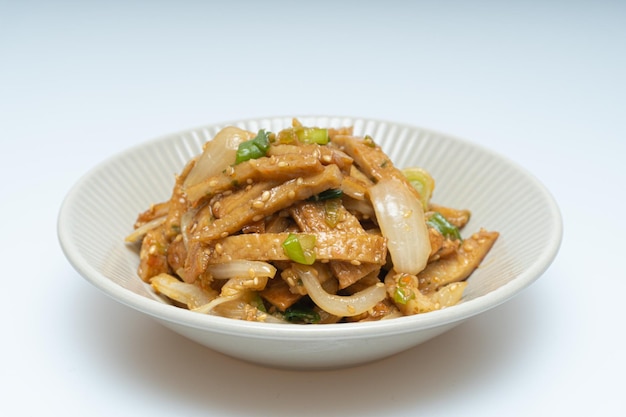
211 299 287 323
294 264 386 317
124 216 166 243
369 177 431 274
183 127 254 188
150 273 217 309
206 260 277 279
179 206 198 250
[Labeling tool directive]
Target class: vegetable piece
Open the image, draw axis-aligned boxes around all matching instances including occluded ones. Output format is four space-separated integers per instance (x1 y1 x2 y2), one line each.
427 212 462 241
369 177 431 275
384 271 467 314
277 127 329 145
308 188 343 201
393 273 416 305
294 264 387 317
296 127 328 144
124 216 166 243
184 127 253 188
282 233 316 265
202 297 286 323
402 167 435 209
283 307 321 324
323 198 341 228
206 260 277 280
235 129 271 164
150 273 217 309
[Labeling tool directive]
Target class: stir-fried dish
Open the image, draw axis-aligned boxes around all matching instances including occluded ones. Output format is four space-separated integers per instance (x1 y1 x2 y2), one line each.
126 119 498 324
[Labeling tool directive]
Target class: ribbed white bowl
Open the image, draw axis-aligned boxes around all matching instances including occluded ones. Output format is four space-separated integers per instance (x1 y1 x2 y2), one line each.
58 116 562 370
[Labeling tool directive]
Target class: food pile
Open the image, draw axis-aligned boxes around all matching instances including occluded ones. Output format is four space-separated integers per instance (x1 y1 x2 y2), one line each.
126 119 498 324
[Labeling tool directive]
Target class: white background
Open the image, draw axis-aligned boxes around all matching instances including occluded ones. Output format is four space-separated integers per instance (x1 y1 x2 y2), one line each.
2 1 624 415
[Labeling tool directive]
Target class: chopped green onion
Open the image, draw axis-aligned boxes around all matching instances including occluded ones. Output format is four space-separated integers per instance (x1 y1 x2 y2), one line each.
427 212 462 241
296 127 328 144
363 135 376 147
283 307 320 324
282 233 316 265
276 126 329 145
393 287 415 305
402 167 435 209
249 292 267 312
234 129 271 164
324 199 341 228
308 188 343 201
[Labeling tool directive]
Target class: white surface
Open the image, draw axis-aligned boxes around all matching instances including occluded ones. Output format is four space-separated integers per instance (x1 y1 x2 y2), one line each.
1 0 623 415
57 116 562 370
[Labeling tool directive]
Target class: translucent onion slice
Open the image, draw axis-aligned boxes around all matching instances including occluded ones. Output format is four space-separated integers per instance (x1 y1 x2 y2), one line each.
369 177 431 274
211 299 287 323
124 216 166 243
294 264 386 317
179 206 198 250
150 273 217 309
206 260 277 280
183 127 254 188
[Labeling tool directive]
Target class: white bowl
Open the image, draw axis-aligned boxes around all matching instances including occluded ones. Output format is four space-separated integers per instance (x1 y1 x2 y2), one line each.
58 116 562 370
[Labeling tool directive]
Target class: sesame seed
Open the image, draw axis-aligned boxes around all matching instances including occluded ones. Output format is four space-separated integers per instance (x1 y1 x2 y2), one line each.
220 231 229 238
252 200 265 209
403 210 413 218
288 190 296 199
277 161 288 168
209 179 218 187
261 191 271 202
252 214 263 222
248 268 255 278
215 243 224 254
350 259 361 266
246 178 253 184
322 155 332 163
296 177 304 185
347 305 356 314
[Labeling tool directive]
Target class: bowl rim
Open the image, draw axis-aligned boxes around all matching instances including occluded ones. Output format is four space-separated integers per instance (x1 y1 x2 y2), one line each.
57 115 563 340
